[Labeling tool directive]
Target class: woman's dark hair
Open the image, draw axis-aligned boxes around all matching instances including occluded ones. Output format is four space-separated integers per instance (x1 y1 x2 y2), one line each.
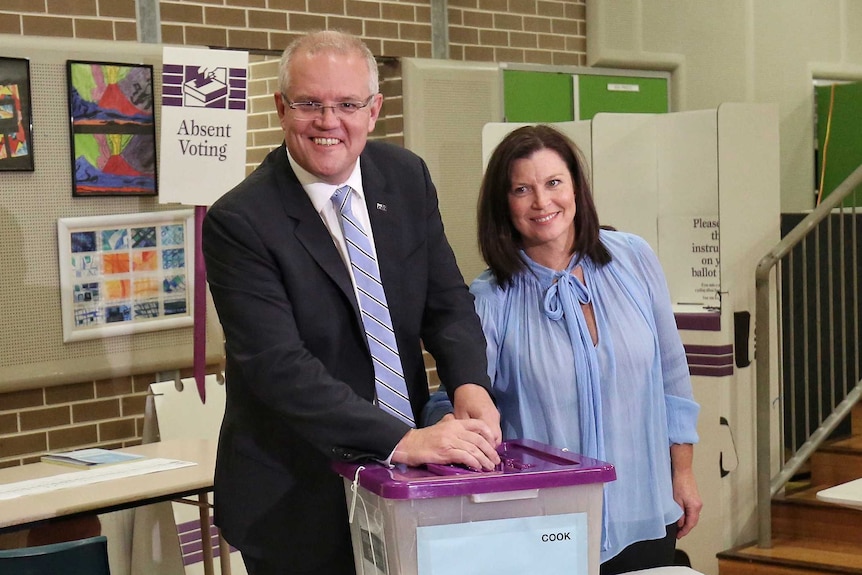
477 124 611 286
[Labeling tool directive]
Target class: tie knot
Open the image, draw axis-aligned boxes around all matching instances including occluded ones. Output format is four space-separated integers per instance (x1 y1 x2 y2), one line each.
331 185 352 213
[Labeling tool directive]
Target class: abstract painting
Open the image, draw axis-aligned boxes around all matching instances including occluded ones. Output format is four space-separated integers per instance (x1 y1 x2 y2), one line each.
0 57 34 171
58 210 194 342
67 60 157 196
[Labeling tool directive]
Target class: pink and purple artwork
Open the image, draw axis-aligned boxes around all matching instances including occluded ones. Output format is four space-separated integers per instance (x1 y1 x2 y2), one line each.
68 60 157 196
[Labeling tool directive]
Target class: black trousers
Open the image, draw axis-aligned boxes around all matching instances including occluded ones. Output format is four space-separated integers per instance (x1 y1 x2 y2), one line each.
600 522 680 575
242 553 356 575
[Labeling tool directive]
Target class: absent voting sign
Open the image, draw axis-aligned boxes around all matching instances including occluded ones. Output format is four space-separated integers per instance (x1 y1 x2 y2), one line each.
160 46 248 206
416 512 588 575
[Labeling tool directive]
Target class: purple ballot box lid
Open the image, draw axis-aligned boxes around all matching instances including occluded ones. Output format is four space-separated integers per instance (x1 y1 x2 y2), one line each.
332 438 616 500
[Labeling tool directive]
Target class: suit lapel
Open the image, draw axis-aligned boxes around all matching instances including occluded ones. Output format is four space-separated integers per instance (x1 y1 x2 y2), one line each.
269 147 359 314
361 154 403 314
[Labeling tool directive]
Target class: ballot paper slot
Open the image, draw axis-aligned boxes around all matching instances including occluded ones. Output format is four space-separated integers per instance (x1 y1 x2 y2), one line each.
423 441 580 478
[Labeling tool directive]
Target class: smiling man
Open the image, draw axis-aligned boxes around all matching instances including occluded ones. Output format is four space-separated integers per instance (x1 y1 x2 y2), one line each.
201 30 501 575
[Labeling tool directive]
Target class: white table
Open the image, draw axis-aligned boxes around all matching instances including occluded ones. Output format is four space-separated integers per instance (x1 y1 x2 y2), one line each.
0 438 228 575
815 477 862 510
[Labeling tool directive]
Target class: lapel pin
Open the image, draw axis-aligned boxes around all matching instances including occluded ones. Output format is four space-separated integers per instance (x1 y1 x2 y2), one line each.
376 203 387 212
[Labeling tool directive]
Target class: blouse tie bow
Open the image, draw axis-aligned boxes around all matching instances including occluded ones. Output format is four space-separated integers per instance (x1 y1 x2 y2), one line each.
539 261 611 551
542 269 592 320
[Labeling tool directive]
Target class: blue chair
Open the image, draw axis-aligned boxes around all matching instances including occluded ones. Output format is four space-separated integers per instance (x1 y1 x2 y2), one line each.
0 535 110 574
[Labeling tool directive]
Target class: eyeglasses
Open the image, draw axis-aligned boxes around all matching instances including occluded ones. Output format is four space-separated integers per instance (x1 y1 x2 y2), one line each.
283 94 376 120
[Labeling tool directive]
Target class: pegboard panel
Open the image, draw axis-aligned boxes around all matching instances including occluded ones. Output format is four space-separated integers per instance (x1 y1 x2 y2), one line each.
0 37 224 392
402 58 504 283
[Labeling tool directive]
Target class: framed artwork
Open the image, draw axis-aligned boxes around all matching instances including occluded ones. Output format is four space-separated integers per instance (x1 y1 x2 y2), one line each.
67 60 157 196
58 210 194 342
0 57 34 171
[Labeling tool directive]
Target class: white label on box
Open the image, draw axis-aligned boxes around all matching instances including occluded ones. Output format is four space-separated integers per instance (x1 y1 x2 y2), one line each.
416 512 588 575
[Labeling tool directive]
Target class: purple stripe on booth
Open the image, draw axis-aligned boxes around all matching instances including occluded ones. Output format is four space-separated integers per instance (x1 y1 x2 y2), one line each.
674 311 721 331
683 344 734 377
182 537 238 567
684 344 734 356
686 353 734 366
181 533 218 554
175 518 237 566
689 365 734 377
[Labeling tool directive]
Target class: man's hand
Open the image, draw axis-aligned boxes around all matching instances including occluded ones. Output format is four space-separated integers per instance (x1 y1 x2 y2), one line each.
453 383 502 446
391 415 501 470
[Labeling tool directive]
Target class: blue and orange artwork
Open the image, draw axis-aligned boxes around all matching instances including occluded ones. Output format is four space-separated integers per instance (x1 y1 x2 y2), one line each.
68 61 157 195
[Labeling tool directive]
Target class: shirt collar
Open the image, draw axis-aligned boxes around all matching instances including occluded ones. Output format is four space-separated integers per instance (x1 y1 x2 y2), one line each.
286 148 365 213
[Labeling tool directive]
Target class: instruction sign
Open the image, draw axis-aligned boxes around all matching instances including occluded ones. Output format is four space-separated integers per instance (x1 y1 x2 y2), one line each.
659 214 721 307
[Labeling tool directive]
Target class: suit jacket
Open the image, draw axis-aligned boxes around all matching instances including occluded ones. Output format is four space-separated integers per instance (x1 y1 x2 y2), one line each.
202 141 491 569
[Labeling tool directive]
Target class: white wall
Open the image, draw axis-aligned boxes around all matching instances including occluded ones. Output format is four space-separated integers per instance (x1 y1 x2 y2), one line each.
586 0 862 212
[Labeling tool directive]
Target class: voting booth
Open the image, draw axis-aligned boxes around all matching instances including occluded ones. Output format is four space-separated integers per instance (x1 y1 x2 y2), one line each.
334 439 616 575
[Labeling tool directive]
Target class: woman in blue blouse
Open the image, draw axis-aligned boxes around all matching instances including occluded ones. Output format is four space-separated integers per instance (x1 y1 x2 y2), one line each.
426 124 702 574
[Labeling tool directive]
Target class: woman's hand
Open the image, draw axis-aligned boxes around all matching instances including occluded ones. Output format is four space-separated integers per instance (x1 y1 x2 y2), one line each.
671 443 702 538
453 383 502 446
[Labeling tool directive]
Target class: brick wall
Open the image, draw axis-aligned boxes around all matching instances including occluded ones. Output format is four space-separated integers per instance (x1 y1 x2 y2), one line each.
0 0 586 63
0 375 152 468
0 366 218 469
0 0 585 468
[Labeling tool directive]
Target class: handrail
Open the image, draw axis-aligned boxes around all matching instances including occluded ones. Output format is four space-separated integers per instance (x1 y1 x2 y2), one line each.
754 163 862 548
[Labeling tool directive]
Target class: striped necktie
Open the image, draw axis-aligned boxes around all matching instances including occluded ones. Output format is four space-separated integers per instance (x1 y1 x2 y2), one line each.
331 186 415 426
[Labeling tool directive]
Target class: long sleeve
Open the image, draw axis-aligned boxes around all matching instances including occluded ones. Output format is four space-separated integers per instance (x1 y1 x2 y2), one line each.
627 234 700 445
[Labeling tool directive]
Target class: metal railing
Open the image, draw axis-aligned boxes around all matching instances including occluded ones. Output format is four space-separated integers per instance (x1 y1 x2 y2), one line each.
754 163 862 548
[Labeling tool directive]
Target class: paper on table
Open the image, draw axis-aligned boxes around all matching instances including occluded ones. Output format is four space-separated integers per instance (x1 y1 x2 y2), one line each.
0 458 197 500
41 448 144 468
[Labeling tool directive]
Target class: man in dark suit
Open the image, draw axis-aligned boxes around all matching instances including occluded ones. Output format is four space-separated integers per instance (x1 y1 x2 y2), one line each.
202 30 501 575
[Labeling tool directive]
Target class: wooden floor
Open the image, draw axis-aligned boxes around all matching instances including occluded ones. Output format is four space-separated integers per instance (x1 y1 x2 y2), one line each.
718 403 862 575
719 537 862 574
811 434 862 485
772 484 862 546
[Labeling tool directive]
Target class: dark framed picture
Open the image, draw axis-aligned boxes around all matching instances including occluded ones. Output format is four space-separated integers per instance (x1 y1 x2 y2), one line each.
67 60 157 196
0 57 34 172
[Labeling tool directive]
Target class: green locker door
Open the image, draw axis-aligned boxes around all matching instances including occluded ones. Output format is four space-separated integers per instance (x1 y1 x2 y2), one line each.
575 74 669 120
815 81 862 207
503 70 574 123
503 69 669 123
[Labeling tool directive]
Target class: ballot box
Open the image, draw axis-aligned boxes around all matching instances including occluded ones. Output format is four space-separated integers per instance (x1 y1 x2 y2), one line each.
333 438 616 575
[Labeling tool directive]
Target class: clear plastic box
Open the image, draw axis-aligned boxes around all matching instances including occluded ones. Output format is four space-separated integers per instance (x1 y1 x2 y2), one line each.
334 438 616 575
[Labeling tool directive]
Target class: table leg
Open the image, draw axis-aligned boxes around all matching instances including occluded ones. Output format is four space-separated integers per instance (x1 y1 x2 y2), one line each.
199 493 214 575
218 529 232 575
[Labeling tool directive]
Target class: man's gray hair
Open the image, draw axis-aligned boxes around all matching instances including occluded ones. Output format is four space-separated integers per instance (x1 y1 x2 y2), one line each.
279 30 379 98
